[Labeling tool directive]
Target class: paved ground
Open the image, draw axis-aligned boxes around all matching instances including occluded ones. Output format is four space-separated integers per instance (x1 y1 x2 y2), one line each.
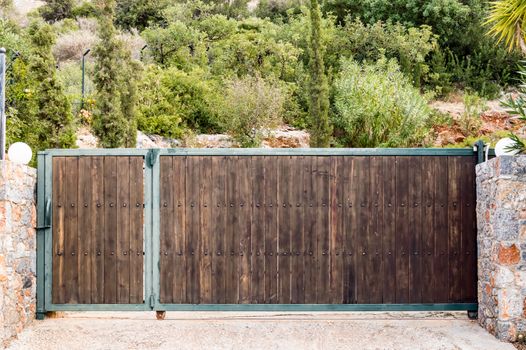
7 311 514 350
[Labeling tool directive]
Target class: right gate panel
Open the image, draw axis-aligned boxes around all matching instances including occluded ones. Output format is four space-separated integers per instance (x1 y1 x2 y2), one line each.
159 155 477 305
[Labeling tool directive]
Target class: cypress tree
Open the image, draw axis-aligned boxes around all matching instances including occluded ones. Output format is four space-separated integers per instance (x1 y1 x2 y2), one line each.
28 21 76 149
92 0 137 148
308 0 331 147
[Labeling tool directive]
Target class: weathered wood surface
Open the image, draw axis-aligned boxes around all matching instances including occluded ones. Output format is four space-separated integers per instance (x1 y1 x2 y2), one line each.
51 156 144 304
158 155 477 305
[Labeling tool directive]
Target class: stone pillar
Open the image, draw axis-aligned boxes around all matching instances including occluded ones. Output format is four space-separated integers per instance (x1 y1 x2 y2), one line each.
476 155 526 342
0 160 37 347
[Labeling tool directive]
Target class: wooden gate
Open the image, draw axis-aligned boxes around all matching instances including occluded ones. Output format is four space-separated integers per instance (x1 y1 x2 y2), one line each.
36 148 483 316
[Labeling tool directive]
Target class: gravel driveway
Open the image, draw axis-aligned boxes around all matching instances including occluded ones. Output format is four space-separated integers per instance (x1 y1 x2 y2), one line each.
7 311 514 350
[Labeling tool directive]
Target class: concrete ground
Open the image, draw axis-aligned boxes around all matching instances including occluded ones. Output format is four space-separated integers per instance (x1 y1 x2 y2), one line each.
7 311 514 350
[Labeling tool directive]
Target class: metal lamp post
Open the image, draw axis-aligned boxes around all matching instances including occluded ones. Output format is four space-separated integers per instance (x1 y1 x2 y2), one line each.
81 48 90 110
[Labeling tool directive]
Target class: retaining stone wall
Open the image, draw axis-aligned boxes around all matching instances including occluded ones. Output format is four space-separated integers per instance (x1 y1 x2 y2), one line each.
0 160 37 347
476 155 526 342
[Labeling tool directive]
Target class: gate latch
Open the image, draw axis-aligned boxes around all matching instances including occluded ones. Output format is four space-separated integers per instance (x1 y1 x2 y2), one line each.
36 197 51 230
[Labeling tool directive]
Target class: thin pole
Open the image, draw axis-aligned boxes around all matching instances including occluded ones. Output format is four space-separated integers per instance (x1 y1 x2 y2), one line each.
0 47 6 160
81 48 90 110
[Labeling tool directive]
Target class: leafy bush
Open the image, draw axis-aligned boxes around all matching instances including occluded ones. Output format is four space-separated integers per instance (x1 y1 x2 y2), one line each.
142 21 207 68
40 0 75 23
115 0 169 31
458 91 485 136
340 18 437 86
217 75 284 147
333 58 431 147
136 66 220 136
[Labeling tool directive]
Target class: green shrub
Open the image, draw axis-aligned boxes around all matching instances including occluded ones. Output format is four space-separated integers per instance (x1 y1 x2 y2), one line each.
458 91 485 137
136 66 220 135
340 18 437 87
217 75 284 147
333 58 431 147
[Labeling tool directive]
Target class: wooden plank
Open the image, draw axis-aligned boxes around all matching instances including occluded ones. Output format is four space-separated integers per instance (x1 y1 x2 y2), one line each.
343 156 356 304
186 156 201 304
434 157 449 302
211 156 226 304
129 156 144 304
64 156 79 304
329 156 343 303
381 157 396 303
421 157 436 304
278 156 291 304
395 156 410 303
103 156 118 304
291 156 305 304
116 157 131 303
448 156 462 302
303 157 317 304
264 156 278 303
90 157 105 304
173 156 187 303
238 156 251 303
52 157 66 304
408 156 423 303
356 156 370 304
77 157 92 304
461 157 477 302
368 156 383 304
199 156 213 304
160 156 174 304
316 156 331 303
225 156 238 303
251 156 265 303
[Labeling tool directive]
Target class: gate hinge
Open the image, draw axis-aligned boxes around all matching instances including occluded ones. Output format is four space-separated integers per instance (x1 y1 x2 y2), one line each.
147 149 160 168
149 294 155 309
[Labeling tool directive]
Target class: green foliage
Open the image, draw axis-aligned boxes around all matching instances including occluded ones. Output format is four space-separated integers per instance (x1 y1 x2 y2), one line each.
458 91 485 136
217 75 284 147
27 21 76 148
486 0 526 54
333 58 431 147
92 0 137 147
340 18 437 86
208 18 300 79
40 0 75 23
71 1 99 18
501 64 526 153
136 66 219 136
115 0 169 31
308 0 331 147
142 21 207 68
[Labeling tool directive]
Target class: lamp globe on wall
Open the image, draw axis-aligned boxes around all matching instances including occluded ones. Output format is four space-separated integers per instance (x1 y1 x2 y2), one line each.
7 142 32 165
494 138 520 157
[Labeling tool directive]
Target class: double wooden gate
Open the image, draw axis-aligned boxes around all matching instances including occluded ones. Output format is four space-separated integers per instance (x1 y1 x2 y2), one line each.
36 148 480 316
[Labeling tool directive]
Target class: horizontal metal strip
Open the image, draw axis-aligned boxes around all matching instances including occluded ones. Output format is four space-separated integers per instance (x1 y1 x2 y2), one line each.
154 303 478 312
41 148 484 157
45 303 150 311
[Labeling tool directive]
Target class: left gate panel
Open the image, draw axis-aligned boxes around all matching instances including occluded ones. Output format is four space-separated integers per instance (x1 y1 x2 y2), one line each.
51 156 145 305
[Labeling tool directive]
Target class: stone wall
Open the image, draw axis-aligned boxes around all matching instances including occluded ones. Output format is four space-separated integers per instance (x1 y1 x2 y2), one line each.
476 155 526 342
0 160 37 347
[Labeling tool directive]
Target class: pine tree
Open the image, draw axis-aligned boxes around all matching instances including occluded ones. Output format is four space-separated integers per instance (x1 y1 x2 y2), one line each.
28 21 76 149
92 0 137 148
308 0 331 147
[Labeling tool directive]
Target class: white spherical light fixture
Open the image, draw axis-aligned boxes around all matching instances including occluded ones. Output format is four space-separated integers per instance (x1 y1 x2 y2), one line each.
7 142 32 165
495 137 520 157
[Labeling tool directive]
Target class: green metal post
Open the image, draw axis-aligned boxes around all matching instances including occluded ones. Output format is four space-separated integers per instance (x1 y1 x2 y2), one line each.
36 153 47 319
475 140 485 164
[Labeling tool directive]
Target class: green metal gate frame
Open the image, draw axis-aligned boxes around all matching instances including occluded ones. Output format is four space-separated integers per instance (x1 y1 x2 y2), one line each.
37 145 489 318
